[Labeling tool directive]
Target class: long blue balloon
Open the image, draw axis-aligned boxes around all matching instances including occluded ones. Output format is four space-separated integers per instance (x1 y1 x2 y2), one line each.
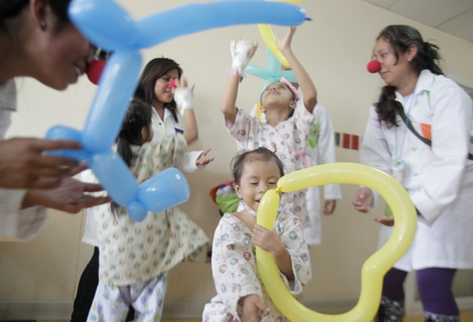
48 0 308 221
137 2 307 47
69 0 308 51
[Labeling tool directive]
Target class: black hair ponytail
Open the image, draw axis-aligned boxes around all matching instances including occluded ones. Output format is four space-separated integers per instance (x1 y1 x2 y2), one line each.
111 99 152 213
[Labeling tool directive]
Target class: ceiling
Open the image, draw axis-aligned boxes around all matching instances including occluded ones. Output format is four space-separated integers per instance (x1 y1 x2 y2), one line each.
362 0 473 43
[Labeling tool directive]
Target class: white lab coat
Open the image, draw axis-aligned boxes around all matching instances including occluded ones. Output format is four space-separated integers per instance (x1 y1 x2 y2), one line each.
304 105 342 245
361 69 473 271
0 80 47 241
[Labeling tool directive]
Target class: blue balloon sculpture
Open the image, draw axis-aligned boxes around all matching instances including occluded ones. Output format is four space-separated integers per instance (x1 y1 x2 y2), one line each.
246 48 297 84
47 0 307 221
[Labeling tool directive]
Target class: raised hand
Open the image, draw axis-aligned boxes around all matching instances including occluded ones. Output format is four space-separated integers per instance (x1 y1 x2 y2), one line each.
174 76 194 115
230 40 258 75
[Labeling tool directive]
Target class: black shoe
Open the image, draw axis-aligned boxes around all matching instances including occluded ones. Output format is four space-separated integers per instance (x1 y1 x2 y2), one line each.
377 296 405 322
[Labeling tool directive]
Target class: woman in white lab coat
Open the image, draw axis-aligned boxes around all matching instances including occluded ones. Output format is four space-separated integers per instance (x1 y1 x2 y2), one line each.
0 0 109 240
353 25 473 322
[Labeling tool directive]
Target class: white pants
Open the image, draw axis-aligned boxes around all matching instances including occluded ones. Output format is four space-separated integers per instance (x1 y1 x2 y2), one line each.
87 273 167 322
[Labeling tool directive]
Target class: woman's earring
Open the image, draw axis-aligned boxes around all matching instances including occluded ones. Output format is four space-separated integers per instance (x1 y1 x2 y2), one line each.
40 21 47 30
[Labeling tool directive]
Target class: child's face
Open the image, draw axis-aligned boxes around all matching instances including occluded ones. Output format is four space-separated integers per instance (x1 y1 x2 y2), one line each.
235 159 281 212
260 82 294 111
154 69 180 104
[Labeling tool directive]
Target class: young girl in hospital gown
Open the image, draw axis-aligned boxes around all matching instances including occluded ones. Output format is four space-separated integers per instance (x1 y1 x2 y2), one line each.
203 147 311 322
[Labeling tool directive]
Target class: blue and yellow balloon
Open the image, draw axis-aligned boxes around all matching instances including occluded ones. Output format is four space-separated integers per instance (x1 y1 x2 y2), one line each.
47 0 308 221
256 163 417 322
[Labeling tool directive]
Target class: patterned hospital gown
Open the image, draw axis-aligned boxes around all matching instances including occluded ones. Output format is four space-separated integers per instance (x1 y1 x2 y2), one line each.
96 131 209 287
227 101 315 222
203 202 312 322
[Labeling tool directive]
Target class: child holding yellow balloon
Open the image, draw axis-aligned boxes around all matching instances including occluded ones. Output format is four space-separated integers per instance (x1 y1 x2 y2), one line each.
221 27 317 225
203 147 311 322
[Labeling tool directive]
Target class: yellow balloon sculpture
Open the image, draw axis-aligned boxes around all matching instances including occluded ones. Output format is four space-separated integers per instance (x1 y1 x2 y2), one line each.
258 0 303 69
256 163 417 322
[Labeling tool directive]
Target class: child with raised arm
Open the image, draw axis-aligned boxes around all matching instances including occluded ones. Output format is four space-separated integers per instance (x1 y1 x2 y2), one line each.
222 27 317 222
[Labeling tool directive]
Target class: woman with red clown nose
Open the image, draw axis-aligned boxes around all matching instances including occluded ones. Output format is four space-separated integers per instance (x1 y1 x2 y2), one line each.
354 25 473 322
0 0 109 241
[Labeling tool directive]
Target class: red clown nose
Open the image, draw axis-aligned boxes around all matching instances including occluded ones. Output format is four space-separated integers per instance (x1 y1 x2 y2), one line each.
86 59 107 85
168 79 177 89
367 60 381 74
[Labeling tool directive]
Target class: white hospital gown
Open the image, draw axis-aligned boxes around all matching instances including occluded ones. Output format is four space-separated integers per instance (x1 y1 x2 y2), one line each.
227 101 315 222
203 202 311 322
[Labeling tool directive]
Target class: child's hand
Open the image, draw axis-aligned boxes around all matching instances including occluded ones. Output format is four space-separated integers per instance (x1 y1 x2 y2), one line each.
353 187 374 213
174 76 194 115
279 27 297 54
196 149 215 168
239 294 266 322
323 199 337 215
230 40 258 76
252 224 284 255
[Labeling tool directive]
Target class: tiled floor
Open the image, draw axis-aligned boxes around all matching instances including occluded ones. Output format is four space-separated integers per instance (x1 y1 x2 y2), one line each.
39 312 473 322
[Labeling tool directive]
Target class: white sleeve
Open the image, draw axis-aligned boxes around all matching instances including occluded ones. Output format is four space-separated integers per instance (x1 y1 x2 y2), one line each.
176 150 203 173
411 84 473 224
0 189 47 241
360 106 393 208
316 107 342 200
80 170 105 246
360 106 392 174
0 89 47 241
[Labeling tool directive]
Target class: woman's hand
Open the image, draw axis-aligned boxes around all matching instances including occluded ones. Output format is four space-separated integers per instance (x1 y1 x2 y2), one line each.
22 176 110 213
174 76 194 115
0 138 82 189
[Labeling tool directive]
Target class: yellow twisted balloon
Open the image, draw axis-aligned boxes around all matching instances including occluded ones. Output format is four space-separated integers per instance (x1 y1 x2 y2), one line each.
258 0 303 69
256 163 417 322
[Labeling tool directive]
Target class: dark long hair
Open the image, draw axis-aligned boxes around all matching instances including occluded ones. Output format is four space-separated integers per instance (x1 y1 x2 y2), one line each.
116 99 152 168
112 99 152 212
375 25 444 127
134 57 182 123
1 0 70 30
231 147 285 184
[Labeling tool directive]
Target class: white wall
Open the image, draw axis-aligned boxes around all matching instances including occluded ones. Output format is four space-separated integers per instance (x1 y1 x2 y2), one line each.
1 0 473 319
